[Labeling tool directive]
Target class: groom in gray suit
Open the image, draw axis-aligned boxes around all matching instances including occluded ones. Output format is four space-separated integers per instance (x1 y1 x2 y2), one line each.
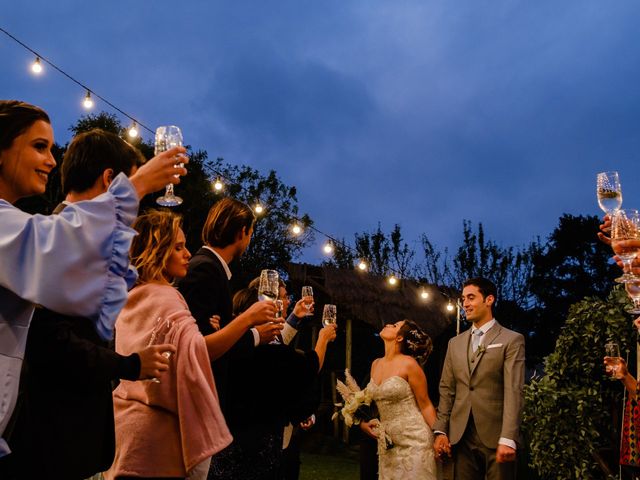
433 277 525 480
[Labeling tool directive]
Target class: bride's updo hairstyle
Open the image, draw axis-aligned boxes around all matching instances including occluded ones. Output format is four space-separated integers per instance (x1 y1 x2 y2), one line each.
398 320 433 365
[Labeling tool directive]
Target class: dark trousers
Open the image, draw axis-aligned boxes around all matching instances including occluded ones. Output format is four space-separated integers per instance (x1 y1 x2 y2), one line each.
454 420 516 480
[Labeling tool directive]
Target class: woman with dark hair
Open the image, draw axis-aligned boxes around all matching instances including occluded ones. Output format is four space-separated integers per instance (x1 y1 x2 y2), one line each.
0 100 185 464
360 319 438 479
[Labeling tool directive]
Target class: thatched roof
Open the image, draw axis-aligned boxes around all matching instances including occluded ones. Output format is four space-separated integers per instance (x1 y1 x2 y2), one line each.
286 263 454 340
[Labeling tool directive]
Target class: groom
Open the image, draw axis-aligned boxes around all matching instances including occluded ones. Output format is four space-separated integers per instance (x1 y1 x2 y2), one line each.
433 277 525 480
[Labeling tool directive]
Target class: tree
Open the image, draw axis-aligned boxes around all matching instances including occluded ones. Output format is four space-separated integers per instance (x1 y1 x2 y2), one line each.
524 288 632 479
355 223 391 276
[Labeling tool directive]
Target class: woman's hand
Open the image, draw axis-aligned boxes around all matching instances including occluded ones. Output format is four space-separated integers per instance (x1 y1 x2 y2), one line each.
129 146 188 199
597 215 612 246
209 315 221 331
604 356 629 380
318 324 337 344
244 300 278 327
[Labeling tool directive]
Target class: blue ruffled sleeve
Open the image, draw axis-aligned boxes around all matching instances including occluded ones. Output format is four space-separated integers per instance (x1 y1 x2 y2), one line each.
0 172 139 340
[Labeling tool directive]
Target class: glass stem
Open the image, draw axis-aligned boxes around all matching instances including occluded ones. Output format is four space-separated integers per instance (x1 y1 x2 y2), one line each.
165 183 175 197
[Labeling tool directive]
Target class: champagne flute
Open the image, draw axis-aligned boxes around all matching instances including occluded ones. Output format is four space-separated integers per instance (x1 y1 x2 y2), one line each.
155 125 185 207
611 209 640 283
258 269 279 302
147 316 173 383
322 304 337 327
625 280 640 315
604 342 621 378
597 171 622 215
302 286 314 316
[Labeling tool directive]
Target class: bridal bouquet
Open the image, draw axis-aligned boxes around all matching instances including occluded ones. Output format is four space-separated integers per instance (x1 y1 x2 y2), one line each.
332 369 393 452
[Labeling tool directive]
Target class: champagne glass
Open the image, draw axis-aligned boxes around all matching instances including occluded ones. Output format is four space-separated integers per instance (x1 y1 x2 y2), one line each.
147 316 173 383
155 125 184 207
322 304 337 327
604 342 621 378
611 209 640 283
625 280 640 314
258 269 279 302
597 171 622 215
302 286 314 316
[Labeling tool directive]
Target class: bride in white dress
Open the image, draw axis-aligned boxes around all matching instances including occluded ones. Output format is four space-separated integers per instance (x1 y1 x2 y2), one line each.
361 319 438 480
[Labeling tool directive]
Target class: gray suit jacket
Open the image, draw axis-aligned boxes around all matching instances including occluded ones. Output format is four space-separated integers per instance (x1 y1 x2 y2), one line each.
433 322 525 449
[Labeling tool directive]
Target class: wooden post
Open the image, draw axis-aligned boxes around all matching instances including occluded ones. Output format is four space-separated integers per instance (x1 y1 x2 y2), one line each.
331 371 340 439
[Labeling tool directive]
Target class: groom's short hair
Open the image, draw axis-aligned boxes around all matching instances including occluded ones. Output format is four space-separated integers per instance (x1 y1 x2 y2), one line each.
463 277 497 304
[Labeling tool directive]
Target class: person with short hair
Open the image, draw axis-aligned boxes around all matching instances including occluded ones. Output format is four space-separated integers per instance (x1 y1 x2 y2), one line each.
433 277 525 480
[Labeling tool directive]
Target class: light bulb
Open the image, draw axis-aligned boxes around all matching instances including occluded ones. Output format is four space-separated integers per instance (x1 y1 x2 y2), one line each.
420 290 429 300
323 243 334 255
83 91 94 109
357 260 368 271
291 224 302 235
255 204 264 214
31 57 43 74
213 179 224 192
128 123 139 139
388 275 397 286
446 302 455 312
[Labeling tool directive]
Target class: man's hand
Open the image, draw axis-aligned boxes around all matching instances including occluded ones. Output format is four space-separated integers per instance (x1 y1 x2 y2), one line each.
137 343 176 380
598 215 612 246
209 315 221 331
433 434 452 460
496 444 516 463
255 321 285 344
359 419 380 440
292 297 314 317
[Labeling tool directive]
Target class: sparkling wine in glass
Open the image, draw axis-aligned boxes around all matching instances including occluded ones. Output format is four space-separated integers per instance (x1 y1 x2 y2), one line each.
258 269 279 302
155 125 184 207
322 304 337 327
604 342 621 378
625 281 640 315
597 171 622 215
147 316 173 383
611 209 640 283
302 286 314 316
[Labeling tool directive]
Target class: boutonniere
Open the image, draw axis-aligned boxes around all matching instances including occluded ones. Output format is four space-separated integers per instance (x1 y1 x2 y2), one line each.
476 345 486 356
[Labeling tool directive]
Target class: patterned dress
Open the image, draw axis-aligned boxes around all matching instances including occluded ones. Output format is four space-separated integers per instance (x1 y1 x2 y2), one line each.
367 376 437 480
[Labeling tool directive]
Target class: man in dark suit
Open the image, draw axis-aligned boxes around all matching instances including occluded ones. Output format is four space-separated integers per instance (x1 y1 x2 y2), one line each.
433 277 525 480
6 129 174 480
177 198 284 413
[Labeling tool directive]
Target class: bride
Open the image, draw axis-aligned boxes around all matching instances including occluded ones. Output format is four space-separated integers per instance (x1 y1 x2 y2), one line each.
360 319 438 480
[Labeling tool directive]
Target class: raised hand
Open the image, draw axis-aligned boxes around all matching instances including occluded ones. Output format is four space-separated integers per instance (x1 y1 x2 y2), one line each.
244 300 278 326
255 321 285 344
130 146 188 198
293 297 314 317
137 343 176 380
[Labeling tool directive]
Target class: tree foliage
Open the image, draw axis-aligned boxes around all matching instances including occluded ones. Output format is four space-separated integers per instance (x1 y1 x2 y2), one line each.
524 288 632 479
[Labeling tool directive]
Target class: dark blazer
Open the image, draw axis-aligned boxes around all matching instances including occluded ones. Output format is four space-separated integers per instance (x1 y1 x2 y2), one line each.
6 202 140 480
176 246 254 412
10 308 140 479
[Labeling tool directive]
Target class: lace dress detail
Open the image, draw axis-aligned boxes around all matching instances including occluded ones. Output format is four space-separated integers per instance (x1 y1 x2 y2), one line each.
367 376 437 480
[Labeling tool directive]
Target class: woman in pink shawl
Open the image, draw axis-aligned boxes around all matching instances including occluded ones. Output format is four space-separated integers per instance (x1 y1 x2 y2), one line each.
106 210 276 480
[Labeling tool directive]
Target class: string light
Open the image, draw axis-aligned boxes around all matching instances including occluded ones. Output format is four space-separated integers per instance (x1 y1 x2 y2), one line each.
357 260 368 271
420 289 429 300
388 275 398 286
254 203 264 214
323 242 334 255
212 178 224 192
291 223 303 236
31 56 42 74
446 302 455 312
128 122 139 139
83 90 94 109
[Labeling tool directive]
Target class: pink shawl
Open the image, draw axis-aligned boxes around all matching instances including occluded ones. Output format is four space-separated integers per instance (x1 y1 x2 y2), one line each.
105 283 232 479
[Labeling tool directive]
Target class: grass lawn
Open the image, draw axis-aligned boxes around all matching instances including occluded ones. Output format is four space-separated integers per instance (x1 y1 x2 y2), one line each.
300 452 360 480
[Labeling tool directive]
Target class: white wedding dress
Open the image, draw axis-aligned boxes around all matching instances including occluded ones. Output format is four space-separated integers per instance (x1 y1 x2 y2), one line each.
367 376 438 480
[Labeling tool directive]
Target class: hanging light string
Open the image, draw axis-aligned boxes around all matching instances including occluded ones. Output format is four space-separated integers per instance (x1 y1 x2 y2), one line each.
0 26 153 135
1 25 457 312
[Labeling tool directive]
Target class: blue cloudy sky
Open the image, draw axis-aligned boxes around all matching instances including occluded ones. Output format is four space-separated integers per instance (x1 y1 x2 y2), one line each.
3 1 640 264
